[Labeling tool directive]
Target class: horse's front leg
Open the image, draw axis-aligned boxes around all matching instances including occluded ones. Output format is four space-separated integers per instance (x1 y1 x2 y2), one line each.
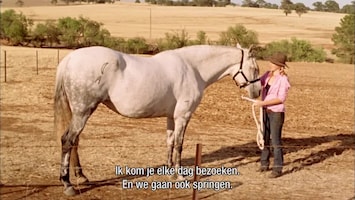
173 116 190 180
166 117 175 168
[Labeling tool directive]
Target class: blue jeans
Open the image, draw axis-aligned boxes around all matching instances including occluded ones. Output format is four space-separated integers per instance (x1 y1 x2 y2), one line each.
260 109 285 172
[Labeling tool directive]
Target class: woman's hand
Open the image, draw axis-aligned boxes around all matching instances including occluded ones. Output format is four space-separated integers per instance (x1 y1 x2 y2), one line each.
253 100 264 107
254 98 283 107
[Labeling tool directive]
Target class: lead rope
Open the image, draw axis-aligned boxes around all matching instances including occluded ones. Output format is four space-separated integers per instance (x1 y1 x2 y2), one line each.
242 96 264 150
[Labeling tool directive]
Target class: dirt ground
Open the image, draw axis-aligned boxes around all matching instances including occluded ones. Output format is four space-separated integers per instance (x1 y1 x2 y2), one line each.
0 45 354 200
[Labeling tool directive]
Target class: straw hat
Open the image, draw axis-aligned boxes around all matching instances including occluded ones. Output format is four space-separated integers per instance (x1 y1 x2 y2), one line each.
268 52 289 68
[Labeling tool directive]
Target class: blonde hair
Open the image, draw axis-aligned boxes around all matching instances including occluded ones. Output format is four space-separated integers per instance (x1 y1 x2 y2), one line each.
280 66 288 76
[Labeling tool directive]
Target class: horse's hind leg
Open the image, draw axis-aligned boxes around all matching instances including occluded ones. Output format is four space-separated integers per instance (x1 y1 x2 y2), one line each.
60 112 94 196
172 99 197 180
71 138 89 183
173 117 190 172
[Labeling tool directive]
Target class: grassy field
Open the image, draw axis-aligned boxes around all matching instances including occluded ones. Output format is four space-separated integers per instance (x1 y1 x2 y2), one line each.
0 2 354 200
1 2 346 53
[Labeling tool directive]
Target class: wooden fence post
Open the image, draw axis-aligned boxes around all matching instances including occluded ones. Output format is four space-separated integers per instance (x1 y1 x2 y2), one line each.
36 50 39 75
192 144 202 200
3 50 7 82
57 49 60 65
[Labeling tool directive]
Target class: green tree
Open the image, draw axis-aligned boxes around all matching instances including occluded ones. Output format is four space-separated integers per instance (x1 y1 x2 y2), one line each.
331 14 355 64
218 24 258 47
324 0 339 12
0 9 33 45
340 2 355 14
294 3 308 17
255 0 266 7
264 3 278 9
193 0 214 6
312 1 324 11
281 0 293 16
60 0 70 4
242 0 258 7
16 0 24 6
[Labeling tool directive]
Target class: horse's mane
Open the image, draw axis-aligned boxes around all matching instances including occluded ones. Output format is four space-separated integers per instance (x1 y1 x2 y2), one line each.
172 45 241 67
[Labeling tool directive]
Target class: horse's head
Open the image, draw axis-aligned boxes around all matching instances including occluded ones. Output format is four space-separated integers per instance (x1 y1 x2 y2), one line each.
232 44 261 99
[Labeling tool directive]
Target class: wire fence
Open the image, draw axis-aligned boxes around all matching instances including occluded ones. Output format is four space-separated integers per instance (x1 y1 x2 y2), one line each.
1 48 72 83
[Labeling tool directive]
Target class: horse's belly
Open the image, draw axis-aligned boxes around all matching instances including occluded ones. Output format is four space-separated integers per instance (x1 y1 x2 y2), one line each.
116 104 169 118
110 97 174 118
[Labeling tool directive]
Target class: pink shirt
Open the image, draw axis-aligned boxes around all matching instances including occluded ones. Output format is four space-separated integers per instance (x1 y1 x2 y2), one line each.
260 71 291 112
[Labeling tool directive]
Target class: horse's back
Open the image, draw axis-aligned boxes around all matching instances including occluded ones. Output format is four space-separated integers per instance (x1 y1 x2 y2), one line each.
57 46 204 118
62 46 119 71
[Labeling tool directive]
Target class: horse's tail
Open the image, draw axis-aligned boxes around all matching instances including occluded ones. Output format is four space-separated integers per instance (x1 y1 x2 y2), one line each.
54 56 72 146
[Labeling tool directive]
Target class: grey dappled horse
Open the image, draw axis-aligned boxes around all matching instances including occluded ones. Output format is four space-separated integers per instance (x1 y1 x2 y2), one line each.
54 45 261 195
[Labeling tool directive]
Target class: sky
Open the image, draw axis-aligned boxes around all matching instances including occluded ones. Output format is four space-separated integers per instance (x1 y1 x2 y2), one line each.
232 0 353 8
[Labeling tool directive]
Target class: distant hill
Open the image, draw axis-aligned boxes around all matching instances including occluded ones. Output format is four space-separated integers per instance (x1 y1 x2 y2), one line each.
0 0 123 7
1 0 53 7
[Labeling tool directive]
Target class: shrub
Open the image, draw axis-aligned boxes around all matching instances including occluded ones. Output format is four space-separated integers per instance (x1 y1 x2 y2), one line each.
79 17 111 47
32 20 60 47
123 37 150 54
157 29 190 51
289 38 326 62
103 36 126 50
57 16 112 48
57 17 82 48
194 30 207 45
0 9 33 45
261 38 326 62
218 24 259 47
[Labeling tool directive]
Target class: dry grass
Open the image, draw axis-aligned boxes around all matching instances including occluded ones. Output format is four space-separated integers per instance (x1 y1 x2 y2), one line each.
0 3 354 200
1 3 346 52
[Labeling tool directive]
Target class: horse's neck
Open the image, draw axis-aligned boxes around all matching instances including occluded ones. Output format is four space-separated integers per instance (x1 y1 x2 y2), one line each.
180 46 240 87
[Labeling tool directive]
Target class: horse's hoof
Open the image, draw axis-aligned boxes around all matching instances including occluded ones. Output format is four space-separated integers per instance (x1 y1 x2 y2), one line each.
64 186 78 196
78 176 89 184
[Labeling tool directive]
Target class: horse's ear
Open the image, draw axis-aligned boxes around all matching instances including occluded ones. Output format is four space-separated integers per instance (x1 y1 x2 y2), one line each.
248 44 255 51
236 43 242 49
248 44 257 57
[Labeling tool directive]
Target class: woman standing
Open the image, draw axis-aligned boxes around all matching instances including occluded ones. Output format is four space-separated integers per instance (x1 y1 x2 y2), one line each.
254 52 291 178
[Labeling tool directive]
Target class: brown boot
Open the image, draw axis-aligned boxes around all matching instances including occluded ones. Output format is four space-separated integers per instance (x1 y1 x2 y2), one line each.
268 170 282 178
256 166 269 173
